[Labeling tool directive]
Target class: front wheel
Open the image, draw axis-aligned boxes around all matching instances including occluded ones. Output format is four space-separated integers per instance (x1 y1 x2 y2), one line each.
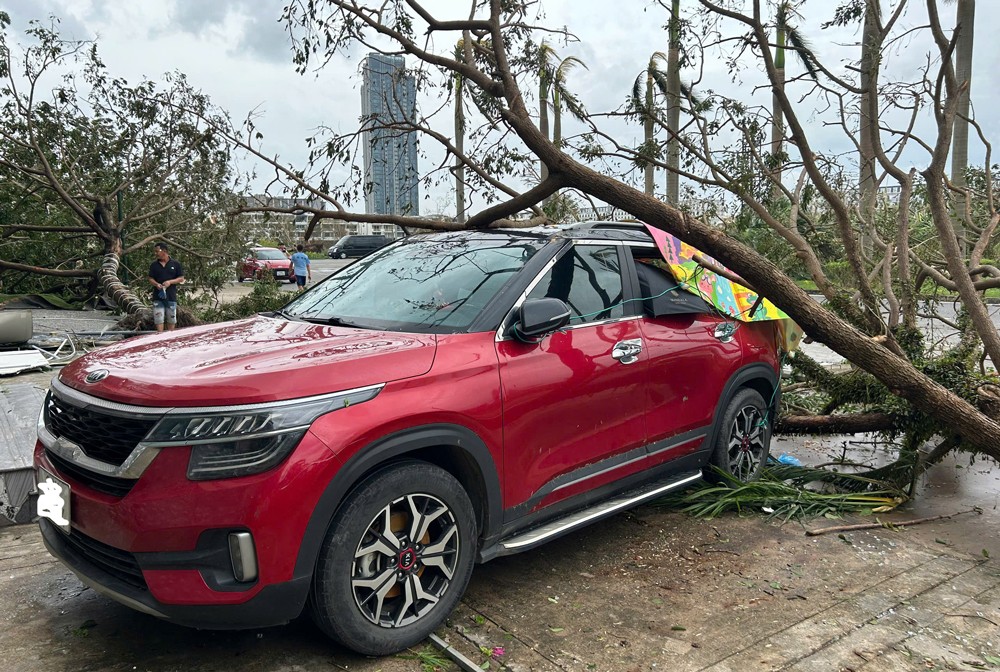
310 462 477 655
339 252 347 259
706 387 771 483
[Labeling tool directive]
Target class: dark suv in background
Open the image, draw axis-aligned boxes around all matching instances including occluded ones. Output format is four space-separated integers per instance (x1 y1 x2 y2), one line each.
35 222 782 656
327 234 390 258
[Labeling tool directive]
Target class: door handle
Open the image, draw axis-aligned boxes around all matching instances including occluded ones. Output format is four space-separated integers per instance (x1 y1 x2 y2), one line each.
713 322 738 343
612 339 643 364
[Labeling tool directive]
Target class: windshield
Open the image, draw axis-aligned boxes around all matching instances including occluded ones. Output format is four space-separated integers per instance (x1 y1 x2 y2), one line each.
284 234 546 333
255 249 287 260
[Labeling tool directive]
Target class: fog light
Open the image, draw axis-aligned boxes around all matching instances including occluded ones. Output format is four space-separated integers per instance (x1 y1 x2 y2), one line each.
228 531 258 583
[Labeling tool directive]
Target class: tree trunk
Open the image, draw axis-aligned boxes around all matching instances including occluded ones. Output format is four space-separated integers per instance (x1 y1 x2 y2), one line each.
98 236 147 318
778 413 897 434
665 0 681 204
539 75 550 185
771 23 785 203
858 1 879 258
455 75 466 223
950 0 974 253
644 72 655 196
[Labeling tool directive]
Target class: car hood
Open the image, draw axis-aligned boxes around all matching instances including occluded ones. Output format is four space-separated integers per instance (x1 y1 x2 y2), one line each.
58 315 437 406
258 259 290 268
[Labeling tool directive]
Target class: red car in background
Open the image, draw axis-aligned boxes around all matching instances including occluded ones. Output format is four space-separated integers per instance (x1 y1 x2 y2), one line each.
238 247 295 283
34 222 783 656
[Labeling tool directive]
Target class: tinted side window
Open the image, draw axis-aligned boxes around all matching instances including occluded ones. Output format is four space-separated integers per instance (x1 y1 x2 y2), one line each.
631 251 714 316
527 244 624 323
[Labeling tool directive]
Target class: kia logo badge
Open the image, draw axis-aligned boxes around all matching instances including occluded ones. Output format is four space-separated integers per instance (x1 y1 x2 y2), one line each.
85 369 110 384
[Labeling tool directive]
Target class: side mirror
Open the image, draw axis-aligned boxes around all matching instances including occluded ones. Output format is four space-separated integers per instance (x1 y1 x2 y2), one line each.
511 298 571 342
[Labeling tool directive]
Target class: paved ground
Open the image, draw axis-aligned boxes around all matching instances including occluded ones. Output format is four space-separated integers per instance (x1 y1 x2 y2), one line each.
2 497 998 672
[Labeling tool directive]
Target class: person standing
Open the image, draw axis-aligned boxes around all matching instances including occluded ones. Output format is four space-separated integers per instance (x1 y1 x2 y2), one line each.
148 242 185 332
290 243 312 290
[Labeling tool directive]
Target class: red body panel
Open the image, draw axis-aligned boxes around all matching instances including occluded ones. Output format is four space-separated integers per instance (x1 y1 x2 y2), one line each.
497 320 647 509
59 316 435 405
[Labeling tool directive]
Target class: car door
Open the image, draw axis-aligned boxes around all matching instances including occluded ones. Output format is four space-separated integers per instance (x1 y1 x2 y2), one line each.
496 242 648 516
628 252 745 467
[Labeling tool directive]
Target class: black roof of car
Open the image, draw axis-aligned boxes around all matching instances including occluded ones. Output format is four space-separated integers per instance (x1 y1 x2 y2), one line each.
400 221 655 245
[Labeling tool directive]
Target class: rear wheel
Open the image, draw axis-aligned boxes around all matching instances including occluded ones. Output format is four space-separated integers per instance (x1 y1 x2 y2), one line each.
706 387 771 483
310 462 477 655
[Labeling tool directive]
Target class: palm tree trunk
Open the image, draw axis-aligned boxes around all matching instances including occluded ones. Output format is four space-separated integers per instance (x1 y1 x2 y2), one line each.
665 0 681 204
858 1 879 258
539 77 550 185
644 72 655 196
771 22 786 203
950 0 975 254
455 74 466 223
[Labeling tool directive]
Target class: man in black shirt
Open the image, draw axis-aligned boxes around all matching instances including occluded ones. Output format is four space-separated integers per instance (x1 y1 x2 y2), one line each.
148 242 185 332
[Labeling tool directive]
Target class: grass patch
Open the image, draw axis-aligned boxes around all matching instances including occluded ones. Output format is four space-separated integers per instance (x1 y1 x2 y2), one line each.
794 280 818 291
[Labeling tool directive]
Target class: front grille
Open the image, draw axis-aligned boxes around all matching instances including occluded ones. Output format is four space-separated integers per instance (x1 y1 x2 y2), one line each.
45 393 157 466
63 528 148 590
46 449 136 498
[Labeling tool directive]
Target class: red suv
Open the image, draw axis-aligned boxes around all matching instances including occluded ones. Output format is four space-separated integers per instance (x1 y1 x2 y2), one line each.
237 247 295 283
34 223 781 655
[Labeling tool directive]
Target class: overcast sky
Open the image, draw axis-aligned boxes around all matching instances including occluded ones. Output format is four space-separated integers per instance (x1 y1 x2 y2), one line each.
6 1 998 215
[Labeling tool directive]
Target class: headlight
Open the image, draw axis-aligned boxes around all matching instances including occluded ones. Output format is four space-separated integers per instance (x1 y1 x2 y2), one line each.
142 385 382 481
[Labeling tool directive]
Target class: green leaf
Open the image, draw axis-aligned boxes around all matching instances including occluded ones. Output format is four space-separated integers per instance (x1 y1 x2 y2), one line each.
671 625 686 631
983 549 990 559
548 627 564 633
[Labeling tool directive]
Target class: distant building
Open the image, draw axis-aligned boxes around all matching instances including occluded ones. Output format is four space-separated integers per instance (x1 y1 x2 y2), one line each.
361 53 419 218
576 205 635 222
239 194 405 246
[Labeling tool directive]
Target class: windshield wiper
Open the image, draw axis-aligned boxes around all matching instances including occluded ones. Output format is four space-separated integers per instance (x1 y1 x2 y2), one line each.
302 315 366 329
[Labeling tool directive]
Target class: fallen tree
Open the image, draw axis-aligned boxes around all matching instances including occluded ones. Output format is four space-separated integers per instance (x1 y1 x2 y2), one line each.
205 0 1000 484
0 13 243 316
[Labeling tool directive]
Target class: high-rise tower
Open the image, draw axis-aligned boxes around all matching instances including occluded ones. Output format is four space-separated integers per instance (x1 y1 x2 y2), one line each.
361 53 419 217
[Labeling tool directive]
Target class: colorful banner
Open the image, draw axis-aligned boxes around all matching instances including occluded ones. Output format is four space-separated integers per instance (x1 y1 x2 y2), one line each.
643 224 802 351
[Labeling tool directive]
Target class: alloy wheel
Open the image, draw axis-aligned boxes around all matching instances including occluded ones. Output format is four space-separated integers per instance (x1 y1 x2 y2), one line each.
726 405 766 481
351 493 459 628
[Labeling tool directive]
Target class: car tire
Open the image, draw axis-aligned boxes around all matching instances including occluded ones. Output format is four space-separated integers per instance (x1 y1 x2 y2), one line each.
310 461 477 655
237 275 245 283
705 387 771 484
339 252 347 259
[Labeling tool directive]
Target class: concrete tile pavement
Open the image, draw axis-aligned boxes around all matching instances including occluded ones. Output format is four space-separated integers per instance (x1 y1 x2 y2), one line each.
2 496 998 671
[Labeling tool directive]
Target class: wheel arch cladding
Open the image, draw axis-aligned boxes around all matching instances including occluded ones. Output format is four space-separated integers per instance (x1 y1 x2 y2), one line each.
293 423 501 581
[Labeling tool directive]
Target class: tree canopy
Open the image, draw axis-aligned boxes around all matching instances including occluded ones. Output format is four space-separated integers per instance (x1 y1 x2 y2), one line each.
0 12 243 313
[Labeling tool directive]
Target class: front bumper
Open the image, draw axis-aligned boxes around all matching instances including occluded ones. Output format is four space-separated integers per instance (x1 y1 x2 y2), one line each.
39 517 310 629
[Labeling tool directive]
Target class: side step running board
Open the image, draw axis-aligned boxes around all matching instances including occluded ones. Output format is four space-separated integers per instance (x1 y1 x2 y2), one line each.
495 472 702 557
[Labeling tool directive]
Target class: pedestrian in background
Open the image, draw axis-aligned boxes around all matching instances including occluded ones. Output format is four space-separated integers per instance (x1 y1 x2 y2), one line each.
290 244 311 290
148 242 185 332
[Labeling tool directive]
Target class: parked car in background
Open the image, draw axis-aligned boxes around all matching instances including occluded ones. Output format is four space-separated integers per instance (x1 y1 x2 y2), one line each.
327 234 390 259
238 247 295 283
35 222 782 656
